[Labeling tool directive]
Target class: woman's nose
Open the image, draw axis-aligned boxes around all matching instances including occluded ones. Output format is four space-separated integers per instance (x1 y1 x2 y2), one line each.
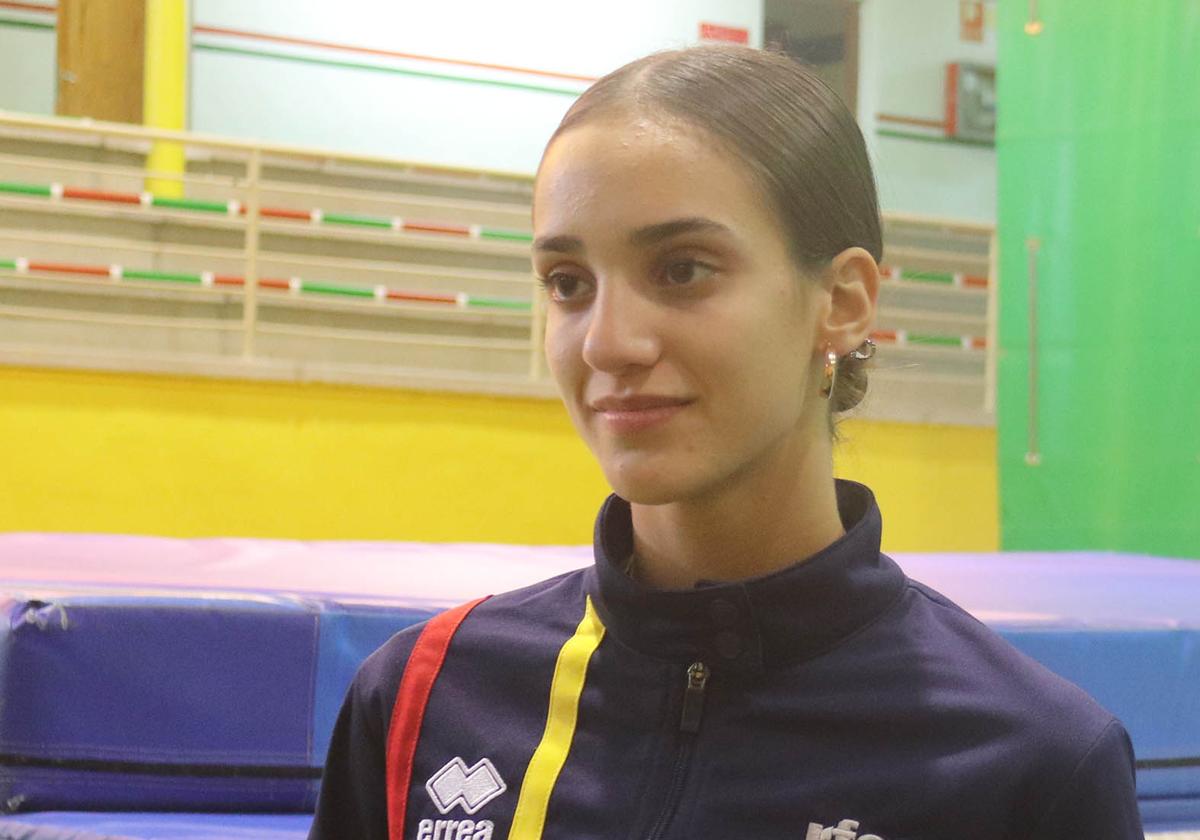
580 281 661 374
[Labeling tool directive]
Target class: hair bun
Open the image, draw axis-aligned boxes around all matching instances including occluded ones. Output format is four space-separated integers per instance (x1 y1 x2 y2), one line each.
832 354 870 414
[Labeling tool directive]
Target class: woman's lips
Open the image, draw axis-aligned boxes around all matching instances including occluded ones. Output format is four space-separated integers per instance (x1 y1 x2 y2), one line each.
591 400 692 433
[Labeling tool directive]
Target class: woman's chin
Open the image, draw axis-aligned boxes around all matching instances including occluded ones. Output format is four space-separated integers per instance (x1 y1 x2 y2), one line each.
601 458 706 506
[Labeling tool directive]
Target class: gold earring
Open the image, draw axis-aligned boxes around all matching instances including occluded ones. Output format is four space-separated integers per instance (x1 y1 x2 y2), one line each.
820 344 839 400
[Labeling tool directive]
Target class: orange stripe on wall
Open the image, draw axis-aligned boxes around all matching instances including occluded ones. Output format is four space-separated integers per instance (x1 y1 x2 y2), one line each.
877 112 947 131
0 1 56 13
192 24 599 84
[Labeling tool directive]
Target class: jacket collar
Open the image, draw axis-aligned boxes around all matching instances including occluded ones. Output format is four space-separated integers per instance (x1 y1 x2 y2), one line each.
585 479 906 676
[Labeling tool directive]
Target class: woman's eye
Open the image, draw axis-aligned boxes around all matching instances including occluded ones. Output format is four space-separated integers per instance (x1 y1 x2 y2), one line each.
538 272 590 303
663 259 716 286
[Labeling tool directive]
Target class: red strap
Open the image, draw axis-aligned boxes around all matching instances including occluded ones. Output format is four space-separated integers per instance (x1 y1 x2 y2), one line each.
385 597 489 840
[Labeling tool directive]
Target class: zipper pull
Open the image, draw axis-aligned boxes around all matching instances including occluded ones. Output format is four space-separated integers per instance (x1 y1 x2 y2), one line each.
679 661 709 733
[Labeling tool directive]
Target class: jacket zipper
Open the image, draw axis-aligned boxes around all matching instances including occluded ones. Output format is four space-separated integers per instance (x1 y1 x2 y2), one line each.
644 661 709 840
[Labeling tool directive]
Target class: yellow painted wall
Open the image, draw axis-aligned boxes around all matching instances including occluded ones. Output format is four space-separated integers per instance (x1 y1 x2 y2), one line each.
834 419 999 552
0 365 997 550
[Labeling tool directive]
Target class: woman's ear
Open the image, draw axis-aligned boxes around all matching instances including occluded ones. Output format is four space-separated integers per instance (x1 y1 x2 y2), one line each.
816 246 879 355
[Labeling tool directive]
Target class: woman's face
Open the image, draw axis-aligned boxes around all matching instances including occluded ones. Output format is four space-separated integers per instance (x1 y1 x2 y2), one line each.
533 115 827 506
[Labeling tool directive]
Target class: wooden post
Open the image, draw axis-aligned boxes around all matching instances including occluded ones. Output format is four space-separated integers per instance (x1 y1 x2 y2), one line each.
56 0 145 123
983 230 998 414
529 278 545 381
242 149 262 360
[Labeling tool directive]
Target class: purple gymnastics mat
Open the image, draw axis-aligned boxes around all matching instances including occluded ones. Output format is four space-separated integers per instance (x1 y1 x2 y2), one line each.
0 533 1198 835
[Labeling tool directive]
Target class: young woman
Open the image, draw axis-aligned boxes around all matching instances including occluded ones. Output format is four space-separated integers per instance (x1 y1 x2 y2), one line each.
310 45 1142 840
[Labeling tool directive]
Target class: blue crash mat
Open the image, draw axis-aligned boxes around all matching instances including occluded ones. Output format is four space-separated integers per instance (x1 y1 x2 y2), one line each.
0 594 440 812
0 533 1197 827
0 535 589 813
0 811 311 839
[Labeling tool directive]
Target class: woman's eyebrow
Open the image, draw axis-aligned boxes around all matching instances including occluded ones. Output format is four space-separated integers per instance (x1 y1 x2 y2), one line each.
534 217 731 255
629 217 732 247
533 234 583 254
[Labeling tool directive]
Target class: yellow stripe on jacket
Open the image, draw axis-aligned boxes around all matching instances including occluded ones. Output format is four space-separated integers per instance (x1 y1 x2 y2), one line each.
507 595 606 839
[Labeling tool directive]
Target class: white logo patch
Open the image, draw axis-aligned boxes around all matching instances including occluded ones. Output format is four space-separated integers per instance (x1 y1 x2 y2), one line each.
805 819 884 840
426 757 506 815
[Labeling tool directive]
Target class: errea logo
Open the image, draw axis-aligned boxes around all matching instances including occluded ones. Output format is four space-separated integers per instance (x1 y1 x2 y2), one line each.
415 819 493 840
425 757 506 814
805 819 885 840
416 757 505 840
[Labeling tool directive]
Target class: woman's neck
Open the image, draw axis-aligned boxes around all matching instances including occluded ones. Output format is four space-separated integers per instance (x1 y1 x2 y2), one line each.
628 437 845 589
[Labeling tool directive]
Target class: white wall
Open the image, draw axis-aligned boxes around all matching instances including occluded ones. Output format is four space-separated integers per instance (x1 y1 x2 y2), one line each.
857 0 996 223
192 0 762 174
0 11 56 116
1 0 999 220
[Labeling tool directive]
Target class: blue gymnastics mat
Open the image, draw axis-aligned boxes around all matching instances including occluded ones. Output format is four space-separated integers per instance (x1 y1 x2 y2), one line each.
0 533 1197 833
0 535 590 814
0 812 311 839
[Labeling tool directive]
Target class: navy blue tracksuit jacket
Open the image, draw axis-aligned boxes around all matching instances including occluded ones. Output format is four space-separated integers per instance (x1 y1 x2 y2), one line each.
310 480 1142 840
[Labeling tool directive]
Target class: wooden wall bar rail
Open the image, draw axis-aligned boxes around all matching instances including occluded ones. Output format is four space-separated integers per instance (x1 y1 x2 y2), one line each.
0 112 998 426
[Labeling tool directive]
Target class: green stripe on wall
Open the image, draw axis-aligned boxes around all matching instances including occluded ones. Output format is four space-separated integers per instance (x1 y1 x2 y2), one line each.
322 212 392 229
151 196 230 214
904 270 955 285
878 129 994 149
481 229 534 243
301 281 375 298
0 259 17 270
0 17 55 32
0 181 52 197
193 43 582 98
907 334 962 348
466 295 531 311
123 269 203 284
